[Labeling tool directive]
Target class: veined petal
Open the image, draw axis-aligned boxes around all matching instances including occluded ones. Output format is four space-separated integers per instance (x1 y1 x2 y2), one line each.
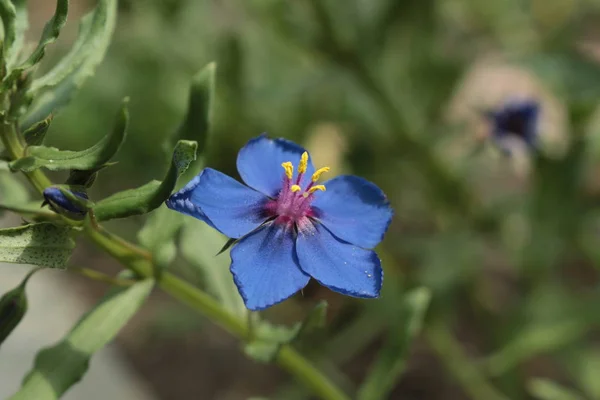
166 168 269 238
236 135 315 197
312 175 392 249
296 221 382 298
230 223 310 310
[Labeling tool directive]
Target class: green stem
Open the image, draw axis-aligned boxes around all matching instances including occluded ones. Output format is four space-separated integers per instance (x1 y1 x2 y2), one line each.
1 119 350 400
84 222 349 400
0 120 51 192
69 266 137 287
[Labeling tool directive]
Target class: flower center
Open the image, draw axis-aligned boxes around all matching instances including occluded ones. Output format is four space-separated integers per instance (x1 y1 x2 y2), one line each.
265 151 330 228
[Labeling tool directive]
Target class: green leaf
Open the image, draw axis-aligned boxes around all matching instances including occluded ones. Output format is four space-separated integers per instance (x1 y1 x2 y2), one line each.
0 267 42 346
168 62 216 173
244 302 329 363
5 0 28 67
136 63 217 269
245 321 301 363
22 0 117 129
0 0 17 58
0 223 75 268
179 219 245 316
3 0 68 88
528 379 586 400
11 99 128 172
93 140 197 221
358 287 431 400
9 278 154 400
23 114 53 146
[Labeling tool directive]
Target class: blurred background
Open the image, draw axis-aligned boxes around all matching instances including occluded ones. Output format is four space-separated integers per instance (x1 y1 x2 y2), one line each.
6 0 600 399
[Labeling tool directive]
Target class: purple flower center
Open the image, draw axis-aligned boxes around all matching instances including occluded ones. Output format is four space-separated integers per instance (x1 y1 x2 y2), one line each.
264 151 329 231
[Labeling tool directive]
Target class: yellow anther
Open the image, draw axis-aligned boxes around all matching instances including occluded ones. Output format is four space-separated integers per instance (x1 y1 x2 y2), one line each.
298 152 309 174
311 167 330 182
308 185 326 194
291 184 302 192
281 162 294 180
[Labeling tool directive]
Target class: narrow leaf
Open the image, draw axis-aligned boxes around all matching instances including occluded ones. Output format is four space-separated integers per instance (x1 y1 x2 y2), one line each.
22 0 117 129
3 0 68 87
0 223 75 268
5 0 28 67
9 279 154 400
0 0 17 57
528 379 586 400
11 99 128 172
358 287 431 400
171 63 216 152
0 267 42 346
23 114 53 146
93 140 197 221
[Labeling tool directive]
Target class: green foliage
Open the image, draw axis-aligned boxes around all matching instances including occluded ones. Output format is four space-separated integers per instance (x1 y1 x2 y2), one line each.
138 62 216 269
4 0 600 399
9 279 154 400
245 302 328 363
22 115 52 146
11 99 128 172
0 267 39 346
93 139 197 221
2 0 68 89
22 0 117 129
0 223 74 268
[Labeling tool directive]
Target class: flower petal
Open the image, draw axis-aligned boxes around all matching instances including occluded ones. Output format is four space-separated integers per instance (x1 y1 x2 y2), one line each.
166 168 269 238
236 135 315 197
296 221 383 298
230 223 310 310
311 175 392 249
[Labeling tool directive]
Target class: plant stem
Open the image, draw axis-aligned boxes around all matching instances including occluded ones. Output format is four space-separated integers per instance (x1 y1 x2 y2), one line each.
69 266 137 287
1 117 350 400
83 221 349 400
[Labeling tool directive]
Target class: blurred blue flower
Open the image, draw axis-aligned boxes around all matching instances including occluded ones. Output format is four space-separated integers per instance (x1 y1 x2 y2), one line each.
167 135 393 310
487 100 540 153
42 186 88 219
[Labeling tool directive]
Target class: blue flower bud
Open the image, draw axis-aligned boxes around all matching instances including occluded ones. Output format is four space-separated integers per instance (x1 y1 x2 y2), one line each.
42 186 89 219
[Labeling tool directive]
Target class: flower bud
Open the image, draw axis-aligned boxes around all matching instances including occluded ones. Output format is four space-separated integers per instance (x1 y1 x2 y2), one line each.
42 186 89 220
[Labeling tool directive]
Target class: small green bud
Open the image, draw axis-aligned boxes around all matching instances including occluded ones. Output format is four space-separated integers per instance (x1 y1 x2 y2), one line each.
0 268 40 345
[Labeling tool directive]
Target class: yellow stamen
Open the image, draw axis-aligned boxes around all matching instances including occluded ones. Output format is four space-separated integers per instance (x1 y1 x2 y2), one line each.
298 152 309 174
291 184 302 192
308 185 326 194
281 162 293 180
311 167 330 182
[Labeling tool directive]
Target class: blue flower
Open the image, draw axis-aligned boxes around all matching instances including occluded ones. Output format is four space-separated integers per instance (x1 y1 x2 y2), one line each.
42 186 88 220
487 100 540 152
167 135 393 310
